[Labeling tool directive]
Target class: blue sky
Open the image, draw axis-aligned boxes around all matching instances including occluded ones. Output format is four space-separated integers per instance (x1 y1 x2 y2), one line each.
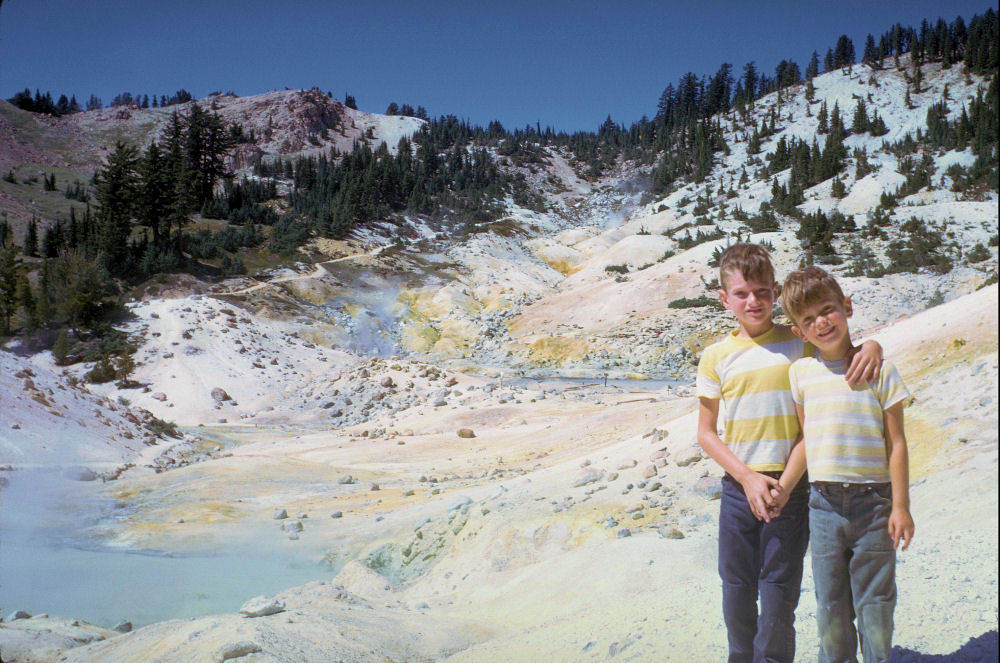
0 1 991 133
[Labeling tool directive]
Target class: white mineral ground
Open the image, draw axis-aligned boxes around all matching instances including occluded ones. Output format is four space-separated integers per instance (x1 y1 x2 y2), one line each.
0 285 995 663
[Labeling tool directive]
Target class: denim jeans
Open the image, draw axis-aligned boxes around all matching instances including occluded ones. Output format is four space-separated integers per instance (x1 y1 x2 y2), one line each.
809 482 896 663
719 473 810 663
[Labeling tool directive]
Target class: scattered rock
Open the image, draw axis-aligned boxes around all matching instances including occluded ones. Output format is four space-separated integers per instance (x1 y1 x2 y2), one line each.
239 596 285 618
330 511 343 519
113 620 133 633
641 464 658 479
211 387 231 402
694 476 722 500
5 610 30 621
151 392 167 401
457 428 476 438
337 475 356 484
282 520 303 533
616 528 632 538
573 469 602 487
658 526 685 539
63 466 97 482
273 509 288 520
217 641 263 661
675 447 703 467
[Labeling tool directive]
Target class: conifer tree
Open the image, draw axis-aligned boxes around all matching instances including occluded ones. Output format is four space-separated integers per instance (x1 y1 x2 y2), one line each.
0 245 22 335
852 99 869 133
806 51 820 79
24 219 39 257
94 140 140 276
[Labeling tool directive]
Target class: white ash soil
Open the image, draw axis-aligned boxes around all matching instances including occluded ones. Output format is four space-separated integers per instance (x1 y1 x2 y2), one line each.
1 287 995 662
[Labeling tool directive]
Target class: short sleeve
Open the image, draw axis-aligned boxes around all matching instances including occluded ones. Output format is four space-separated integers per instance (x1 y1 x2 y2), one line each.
696 347 721 399
876 361 910 409
788 361 803 404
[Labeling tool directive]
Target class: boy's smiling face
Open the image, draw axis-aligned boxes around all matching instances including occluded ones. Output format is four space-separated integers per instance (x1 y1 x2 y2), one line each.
718 270 778 337
790 295 854 360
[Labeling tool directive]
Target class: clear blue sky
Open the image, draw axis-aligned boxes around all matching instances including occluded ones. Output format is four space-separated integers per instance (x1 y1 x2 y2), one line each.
0 0 991 133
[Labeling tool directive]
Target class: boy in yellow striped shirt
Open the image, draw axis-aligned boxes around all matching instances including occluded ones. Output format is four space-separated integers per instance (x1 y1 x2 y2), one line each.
696 244 883 663
778 266 914 663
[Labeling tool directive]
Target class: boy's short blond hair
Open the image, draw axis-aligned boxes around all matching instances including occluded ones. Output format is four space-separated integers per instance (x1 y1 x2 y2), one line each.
718 243 775 290
780 266 846 325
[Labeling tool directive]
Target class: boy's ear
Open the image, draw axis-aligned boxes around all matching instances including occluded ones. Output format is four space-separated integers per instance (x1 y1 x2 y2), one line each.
843 295 853 318
791 325 806 342
717 288 729 310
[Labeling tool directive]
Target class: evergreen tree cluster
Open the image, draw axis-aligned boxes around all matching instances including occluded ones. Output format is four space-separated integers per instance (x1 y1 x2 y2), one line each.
109 89 194 109
384 102 429 119
6 87 200 114
7 89 81 115
258 115 519 245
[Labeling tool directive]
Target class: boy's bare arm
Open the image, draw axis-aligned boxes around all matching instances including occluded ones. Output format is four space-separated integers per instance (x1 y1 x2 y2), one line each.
845 339 883 385
883 401 914 550
698 397 779 521
769 404 808 516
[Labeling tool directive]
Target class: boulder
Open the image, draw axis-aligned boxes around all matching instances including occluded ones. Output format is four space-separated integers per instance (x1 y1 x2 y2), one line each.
63 466 97 482
211 387 231 402
573 469 602 488
239 596 285 618
694 476 722 500
658 526 685 539
457 428 476 438
675 447 703 467
217 641 263 661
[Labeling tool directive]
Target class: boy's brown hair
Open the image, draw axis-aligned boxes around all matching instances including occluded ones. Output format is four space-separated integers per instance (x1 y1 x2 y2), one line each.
718 243 776 290
780 266 846 324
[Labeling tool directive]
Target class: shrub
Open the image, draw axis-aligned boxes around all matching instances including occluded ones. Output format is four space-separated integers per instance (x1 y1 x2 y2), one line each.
668 296 723 310
85 354 116 384
604 264 629 274
967 243 991 263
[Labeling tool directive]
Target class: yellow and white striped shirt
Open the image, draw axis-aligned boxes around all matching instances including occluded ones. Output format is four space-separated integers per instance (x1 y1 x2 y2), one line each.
696 325 808 472
789 354 909 483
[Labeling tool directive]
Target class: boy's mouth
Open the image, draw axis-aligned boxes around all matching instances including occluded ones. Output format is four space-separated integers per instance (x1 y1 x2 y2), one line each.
816 326 836 340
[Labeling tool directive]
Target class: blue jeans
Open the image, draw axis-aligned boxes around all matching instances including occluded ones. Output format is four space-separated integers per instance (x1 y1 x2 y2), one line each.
719 473 810 663
809 482 896 663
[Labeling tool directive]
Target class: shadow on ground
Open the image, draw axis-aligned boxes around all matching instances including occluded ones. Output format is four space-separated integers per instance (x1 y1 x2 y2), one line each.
893 631 998 663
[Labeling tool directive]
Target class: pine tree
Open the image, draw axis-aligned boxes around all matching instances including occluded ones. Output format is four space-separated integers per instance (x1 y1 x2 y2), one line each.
17 276 40 331
852 99 869 133
817 101 829 134
24 218 39 257
52 328 72 365
94 140 140 276
0 245 22 335
806 51 820 79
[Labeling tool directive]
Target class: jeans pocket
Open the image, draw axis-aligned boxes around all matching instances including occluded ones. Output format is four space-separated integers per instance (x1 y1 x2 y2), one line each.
870 484 892 503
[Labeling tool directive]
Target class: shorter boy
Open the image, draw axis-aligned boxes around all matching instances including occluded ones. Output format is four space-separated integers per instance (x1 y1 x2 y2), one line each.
777 267 914 663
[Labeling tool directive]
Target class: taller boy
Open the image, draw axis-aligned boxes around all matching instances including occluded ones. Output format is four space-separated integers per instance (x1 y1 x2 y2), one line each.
696 244 881 663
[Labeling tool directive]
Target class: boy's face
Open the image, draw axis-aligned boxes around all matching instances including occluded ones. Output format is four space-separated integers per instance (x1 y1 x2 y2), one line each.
790 295 854 359
718 270 778 337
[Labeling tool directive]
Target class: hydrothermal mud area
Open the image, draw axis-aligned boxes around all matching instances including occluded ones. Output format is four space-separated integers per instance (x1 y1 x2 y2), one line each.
0 466 336 629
